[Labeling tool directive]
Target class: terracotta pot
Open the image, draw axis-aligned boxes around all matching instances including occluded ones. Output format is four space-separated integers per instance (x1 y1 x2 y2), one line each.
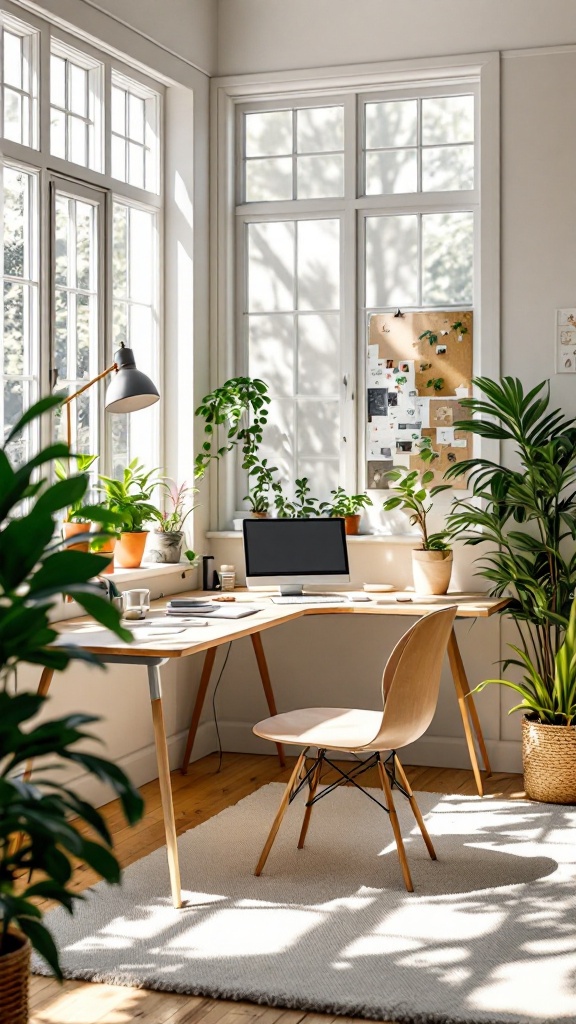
148 530 184 564
522 717 576 804
343 514 361 536
62 521 91 552
411 548 453 595
115 531 148 569
0 929 30 1024
251 511 269 519
94 536 116 575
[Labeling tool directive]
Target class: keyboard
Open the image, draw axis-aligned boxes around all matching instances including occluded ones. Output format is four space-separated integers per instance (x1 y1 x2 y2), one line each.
271 594 347 605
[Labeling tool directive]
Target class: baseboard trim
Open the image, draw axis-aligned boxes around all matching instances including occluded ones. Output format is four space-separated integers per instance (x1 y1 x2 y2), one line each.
64 719 523 806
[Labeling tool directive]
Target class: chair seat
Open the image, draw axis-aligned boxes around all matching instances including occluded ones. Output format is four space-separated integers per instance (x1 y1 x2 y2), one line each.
253 706 383 751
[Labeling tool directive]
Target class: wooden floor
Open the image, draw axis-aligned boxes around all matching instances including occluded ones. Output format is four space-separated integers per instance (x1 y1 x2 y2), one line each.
30 752 525 1024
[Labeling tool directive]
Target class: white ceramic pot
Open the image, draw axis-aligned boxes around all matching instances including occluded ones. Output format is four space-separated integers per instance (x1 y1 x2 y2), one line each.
411 548 453 595
147 530 184 564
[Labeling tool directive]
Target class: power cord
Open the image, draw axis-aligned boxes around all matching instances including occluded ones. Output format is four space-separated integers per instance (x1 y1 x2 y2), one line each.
211 642 232 773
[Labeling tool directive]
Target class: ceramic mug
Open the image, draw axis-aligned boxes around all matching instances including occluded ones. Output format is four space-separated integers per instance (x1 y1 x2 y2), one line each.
122 588 151 619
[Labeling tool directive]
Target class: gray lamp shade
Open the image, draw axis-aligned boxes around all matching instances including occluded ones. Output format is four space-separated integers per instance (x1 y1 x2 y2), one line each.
105 345 160 414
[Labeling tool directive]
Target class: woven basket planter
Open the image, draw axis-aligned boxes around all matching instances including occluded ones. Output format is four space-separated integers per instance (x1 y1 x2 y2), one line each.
0 930 30 1024
522 717 576 804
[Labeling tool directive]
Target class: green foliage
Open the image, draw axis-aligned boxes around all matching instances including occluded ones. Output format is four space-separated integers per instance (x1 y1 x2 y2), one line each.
54 455 98 522
382 468 451 550
274 477 320 519
446 376 576 720
0 692 144 975
0 396 142 973
194 377 270 480
419 330 438 346
97 459 163 533
426 377 445 393
319 487 373 518
475 595 576 725
243 457 279 514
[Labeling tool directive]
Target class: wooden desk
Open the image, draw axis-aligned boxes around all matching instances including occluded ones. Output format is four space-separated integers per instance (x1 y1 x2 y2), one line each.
37 591 505 909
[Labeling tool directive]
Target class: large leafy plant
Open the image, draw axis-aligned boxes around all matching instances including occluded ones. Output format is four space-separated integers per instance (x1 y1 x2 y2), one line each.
446 376 576 722
0 396 143 973
194 377 270 480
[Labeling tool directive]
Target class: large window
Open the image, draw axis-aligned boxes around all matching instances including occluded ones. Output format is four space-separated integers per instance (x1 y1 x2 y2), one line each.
235 84 478 505
0 5 162 478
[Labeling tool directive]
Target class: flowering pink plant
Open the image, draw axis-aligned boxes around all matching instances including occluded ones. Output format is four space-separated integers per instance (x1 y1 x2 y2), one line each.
157 480 197 533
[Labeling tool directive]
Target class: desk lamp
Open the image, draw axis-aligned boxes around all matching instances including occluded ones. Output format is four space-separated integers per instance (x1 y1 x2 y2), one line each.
61 342 160 446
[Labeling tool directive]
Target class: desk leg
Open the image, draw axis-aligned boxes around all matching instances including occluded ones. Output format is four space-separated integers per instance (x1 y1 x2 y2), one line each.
148 665 182 909
251 632 286 768
447 628 492 798
181 647 217 775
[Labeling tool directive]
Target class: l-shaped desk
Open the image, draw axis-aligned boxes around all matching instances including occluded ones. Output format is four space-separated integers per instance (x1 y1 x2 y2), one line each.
37 590 507 908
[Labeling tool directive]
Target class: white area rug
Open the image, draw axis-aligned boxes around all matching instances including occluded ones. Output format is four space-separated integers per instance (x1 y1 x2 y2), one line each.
33 785 576 1024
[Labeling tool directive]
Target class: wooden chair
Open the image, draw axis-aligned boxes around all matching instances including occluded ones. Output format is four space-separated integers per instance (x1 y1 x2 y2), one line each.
252 605 457 892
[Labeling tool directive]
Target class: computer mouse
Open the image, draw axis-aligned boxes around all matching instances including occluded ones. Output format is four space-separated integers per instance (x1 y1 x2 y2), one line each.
349 593 372 602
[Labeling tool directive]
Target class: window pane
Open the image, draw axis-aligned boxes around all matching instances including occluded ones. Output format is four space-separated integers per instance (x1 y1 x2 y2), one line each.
128 209 154 303
53 288 69 379
111 86 126 133
70 115 87 166
248 314 295 398
112 135 126 181
245 110 292 157
422 211 473 305
113 204 128 295
366 215 418 308
296 106 343 153
76 292 92 379
297 219 340 311
298 399 340 458
4 88 22 143
298 456 339 501
69 62 87 116
422 95 474 145
245 157 292 202
50 55 66 108
248 221 294 312
297 154 344 199
365 100 417 149
259 398 295 483
76 202 94 292
298 313 339 396
128 141 145 189
365 149 417 195
3 169 27 279
3 378 23 443
128 92 145 143
113 300 128 348
54 197 69 287
422 144 474 192
3 281 25 375
4 31 23 89
50 108 66 158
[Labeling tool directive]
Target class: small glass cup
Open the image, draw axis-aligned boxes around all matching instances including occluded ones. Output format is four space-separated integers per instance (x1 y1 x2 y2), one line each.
122 588 151 619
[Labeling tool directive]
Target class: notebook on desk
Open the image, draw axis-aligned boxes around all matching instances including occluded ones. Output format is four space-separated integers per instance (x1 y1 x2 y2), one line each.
166 603 261 619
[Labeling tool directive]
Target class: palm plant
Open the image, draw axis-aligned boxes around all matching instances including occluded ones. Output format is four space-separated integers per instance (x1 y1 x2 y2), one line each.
446 376 576 724
382 467 451 550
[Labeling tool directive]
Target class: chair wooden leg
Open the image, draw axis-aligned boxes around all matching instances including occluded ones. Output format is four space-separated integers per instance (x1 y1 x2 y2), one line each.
255 752 306 876
297 755 323 850
394 755 436 861
378 759 414 893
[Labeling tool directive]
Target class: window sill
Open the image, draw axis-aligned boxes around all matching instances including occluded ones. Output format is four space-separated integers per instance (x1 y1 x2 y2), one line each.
51 563 197 624
205 531 420 544
106 562 196 584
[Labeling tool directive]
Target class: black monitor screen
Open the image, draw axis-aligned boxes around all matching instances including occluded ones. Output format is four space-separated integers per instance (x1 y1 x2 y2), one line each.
243 518 349 578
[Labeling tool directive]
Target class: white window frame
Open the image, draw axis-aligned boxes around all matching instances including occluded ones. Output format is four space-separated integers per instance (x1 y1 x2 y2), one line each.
111 69 160 195
211 54 500 530
0 1 165 474
0 8 39 150
50 37 104 173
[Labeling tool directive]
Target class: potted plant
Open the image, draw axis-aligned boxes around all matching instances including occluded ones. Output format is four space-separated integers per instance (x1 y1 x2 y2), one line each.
148 480 197 563
446 375 576 801
382 467 452 594
97 460 163 568
244 457 279 518
319 487 373 535
0 396 143 1020
55 453 98 550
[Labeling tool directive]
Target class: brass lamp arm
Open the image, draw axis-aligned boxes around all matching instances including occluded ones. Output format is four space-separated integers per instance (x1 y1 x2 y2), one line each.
62 363 118 448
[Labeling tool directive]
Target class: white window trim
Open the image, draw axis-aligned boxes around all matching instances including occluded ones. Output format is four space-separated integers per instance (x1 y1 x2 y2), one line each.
210 53 500 531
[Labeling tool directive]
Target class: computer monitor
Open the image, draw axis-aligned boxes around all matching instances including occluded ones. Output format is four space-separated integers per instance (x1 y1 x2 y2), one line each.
243 517 350 594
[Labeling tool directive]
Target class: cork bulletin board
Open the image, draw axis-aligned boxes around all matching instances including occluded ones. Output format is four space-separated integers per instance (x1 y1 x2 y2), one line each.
366 311 473 490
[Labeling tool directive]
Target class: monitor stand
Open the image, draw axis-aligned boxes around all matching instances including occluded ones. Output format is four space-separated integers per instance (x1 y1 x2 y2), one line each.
279 584 304 596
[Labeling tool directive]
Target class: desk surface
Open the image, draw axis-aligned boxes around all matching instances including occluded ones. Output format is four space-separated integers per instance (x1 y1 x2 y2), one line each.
55 590 508 660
